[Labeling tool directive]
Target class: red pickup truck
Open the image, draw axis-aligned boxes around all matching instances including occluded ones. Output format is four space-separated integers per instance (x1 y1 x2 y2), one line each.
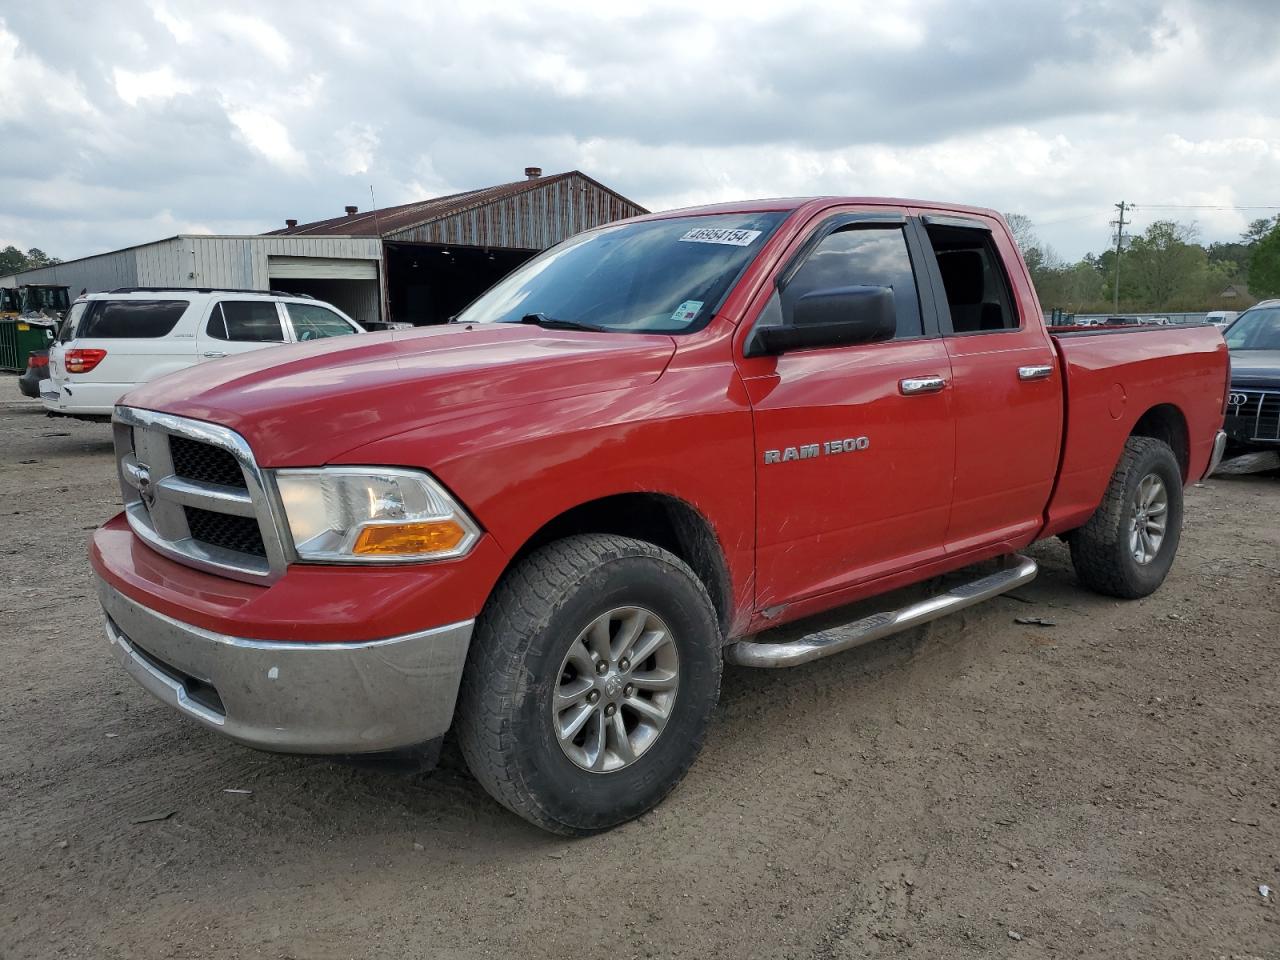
91 197 1229 835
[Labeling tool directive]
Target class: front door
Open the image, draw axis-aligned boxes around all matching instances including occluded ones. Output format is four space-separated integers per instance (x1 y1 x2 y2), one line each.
196 300 289 362
737 211 956 611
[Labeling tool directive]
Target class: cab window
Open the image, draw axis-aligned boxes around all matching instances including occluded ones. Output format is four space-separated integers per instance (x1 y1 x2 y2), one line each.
285 302 359 340
757 225 923 338
208 302 284 342
75 300 188 338
923 225 1019 333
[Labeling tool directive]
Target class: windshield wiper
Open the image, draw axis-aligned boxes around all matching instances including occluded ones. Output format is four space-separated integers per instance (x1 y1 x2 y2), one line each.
519 313 609 333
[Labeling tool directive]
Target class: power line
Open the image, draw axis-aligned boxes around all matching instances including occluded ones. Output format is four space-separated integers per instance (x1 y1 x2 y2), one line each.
1037 212 1104 226
1131 203 1280 211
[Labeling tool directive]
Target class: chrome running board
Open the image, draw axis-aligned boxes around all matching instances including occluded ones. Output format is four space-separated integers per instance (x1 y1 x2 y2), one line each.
723 555 1038 668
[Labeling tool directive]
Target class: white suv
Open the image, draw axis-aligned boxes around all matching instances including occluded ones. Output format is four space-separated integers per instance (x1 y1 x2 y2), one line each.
42 288 365 419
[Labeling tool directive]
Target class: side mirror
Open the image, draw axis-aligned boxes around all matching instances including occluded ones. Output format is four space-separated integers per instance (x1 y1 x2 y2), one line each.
752 285 897 356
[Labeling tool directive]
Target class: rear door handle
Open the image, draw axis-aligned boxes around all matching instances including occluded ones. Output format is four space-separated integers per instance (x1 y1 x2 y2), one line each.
899 376 947 395
1018 364 1053 381
202 351 227 359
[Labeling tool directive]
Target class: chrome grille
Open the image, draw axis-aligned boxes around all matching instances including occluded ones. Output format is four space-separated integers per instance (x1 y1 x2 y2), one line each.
184 506 267 557
112 407 290 582
170 435 247 488
1224 389 1280 443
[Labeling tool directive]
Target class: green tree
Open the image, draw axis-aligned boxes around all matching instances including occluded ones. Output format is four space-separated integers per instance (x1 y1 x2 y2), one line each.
1058 261 1106 309
24 248 59 268
0 245 26 275
1249 223 1280 298
1242 216 1280 245
1003 212 1061 294
1115 220 1208 309
0 245 61 275
1207 240 1250 281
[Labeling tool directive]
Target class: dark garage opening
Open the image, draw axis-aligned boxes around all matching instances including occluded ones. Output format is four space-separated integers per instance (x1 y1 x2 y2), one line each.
385 242 533 326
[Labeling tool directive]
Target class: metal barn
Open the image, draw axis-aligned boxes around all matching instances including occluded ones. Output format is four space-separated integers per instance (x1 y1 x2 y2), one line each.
269 168 647 326
0 168 646 328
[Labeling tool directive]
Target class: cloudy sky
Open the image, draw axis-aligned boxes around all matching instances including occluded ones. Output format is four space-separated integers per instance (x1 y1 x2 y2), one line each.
2 0 1277 264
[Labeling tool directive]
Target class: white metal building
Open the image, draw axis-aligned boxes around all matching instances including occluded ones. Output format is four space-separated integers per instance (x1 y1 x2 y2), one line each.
0 234 383 327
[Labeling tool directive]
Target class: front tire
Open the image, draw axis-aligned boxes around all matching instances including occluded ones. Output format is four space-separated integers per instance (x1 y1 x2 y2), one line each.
455 534 722 835
1068 435 1184 599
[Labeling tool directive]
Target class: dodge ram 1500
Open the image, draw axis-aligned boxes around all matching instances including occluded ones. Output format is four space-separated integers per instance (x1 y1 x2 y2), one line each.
91 197 1229 834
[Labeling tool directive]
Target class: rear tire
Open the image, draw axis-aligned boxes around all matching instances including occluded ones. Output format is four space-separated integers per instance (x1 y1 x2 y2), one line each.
1068 436 1183 599
455 534 722 835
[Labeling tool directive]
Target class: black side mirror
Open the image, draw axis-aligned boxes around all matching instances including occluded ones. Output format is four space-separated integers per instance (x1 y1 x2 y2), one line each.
752 285 897 356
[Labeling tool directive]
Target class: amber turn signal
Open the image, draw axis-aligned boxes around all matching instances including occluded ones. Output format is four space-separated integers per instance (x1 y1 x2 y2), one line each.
351 520 468 556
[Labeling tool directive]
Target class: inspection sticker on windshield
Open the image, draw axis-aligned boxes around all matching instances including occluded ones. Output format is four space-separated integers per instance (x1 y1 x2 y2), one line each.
669 300 704 325
679 227 762 246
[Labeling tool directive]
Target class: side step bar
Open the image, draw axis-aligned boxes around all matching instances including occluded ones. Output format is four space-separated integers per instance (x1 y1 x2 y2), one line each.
723 555 1039 668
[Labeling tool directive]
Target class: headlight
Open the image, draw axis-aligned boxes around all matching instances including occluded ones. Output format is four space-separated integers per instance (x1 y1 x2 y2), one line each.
273 467 480 563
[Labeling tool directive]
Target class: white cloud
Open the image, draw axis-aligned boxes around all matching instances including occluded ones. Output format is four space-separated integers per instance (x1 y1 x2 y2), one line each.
227 108 307 173
214 12 292 67
1 0 1278 262
149 1 194 43
333 123 379 176
113 66 193 106
0 22 96 120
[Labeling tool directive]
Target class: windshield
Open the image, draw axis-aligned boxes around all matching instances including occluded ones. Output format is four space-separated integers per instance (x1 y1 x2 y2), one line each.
1224 307 1280 351
24 287 70 312
456 211 788 334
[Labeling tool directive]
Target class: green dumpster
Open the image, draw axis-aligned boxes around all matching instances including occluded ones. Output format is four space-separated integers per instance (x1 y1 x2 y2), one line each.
0 318 57 372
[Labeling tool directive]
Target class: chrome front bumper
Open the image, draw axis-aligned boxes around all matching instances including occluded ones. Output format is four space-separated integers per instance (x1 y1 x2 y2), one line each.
99 579 474 754
1205 429 1228 478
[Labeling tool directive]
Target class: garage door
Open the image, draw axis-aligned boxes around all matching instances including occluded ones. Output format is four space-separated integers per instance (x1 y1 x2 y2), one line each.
267 256 378 281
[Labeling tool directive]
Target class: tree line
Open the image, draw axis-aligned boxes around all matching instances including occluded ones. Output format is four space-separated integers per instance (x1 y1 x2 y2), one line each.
1006 213 1280 314
0 246 61 276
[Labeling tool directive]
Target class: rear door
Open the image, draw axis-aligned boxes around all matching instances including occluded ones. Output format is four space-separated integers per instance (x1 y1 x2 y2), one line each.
912 212 1062 553
197 299 289 361
737 209 956 609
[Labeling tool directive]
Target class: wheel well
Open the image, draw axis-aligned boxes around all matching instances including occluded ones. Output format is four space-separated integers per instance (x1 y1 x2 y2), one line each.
512 494 733 632
1131 404 1190 480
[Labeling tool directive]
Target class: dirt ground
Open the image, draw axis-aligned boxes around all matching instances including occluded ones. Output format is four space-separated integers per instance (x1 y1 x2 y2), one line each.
1 393 1277 960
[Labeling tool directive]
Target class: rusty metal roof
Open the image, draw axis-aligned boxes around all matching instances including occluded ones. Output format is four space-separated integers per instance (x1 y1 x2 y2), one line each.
266 170 646 240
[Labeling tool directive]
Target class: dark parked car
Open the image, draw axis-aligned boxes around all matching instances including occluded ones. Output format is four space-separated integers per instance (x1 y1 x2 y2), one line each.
17 349 49 399
1223 300 1280 453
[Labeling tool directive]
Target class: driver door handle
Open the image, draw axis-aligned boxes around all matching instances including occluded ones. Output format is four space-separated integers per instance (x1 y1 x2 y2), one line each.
202 351 227 359
899 375 947 395
1018 364 1053 381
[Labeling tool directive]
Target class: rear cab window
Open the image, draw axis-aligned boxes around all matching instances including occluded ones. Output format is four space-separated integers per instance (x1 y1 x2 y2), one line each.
208 301 284 342
75 300 190 339
921 221 1019 334
284 302 360 341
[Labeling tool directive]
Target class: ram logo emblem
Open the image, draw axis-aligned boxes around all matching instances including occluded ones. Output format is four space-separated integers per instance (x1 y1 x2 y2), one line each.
763 437 869 465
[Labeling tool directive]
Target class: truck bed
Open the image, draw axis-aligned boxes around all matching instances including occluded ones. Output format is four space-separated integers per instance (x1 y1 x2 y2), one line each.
1042 323 1228 537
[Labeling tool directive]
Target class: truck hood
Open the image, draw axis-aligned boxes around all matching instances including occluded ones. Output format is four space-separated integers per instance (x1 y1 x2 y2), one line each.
1229 349 1280 387
123 324 677 466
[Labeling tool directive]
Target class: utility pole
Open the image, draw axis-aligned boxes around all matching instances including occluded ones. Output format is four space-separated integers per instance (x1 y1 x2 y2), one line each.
1110 201 1129 313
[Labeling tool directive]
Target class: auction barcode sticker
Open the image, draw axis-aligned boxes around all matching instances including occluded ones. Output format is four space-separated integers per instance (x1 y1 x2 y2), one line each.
678 227 762 246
